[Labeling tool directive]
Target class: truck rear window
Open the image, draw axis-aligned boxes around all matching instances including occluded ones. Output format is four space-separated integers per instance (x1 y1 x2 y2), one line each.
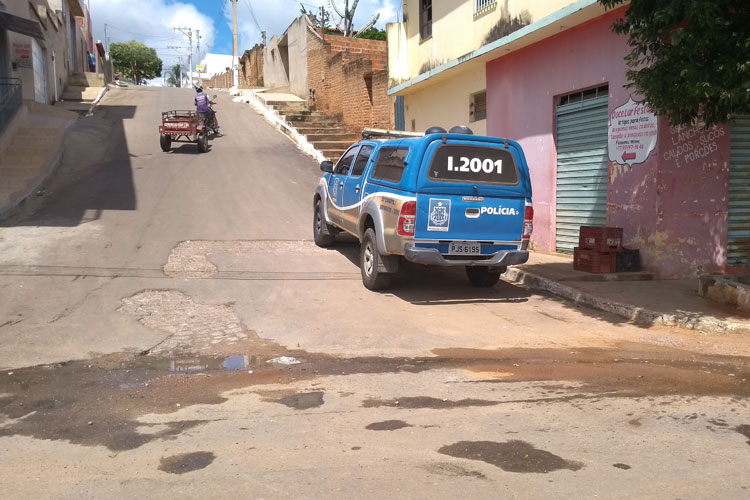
371 147 409 183
428 145 519 185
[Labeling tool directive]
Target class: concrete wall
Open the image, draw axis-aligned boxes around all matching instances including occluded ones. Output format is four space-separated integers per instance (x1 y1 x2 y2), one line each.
401 64 486 135
307 31 392 133
263 17 308 97
486 7 730 278
6 0 85 104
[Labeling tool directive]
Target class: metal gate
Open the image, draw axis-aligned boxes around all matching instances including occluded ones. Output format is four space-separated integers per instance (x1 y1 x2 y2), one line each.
31 38 47 104
394 96 405 131
555 95 609 253
728 118 750 265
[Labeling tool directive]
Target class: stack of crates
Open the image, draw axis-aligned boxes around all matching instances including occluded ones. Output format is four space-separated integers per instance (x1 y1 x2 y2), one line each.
573 226 624 273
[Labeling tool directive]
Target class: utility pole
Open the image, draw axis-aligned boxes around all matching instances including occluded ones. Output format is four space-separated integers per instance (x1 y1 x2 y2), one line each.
196 30 201 87
232 0 238 88
173 26 193 87
104 23 108 51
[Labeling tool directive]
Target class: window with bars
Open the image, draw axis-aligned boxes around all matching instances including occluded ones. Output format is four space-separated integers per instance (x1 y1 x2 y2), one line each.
558 85 609 106
470 90 487 122
474 0 497 15
419 0 432 41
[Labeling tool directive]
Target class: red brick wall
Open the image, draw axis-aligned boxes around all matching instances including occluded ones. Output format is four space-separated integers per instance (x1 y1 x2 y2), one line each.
209 70 233 89
307 32 393 132
240 45 264 88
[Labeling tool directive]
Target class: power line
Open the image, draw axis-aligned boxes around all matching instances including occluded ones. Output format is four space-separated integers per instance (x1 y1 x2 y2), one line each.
242 0 262 33
105 24 178 40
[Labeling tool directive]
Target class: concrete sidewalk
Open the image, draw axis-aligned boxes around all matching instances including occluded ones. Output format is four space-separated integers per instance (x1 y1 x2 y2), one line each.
506 252 750 334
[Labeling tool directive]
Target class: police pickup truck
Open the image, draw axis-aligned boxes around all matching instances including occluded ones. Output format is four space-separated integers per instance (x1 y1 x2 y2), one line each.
313 126 533 290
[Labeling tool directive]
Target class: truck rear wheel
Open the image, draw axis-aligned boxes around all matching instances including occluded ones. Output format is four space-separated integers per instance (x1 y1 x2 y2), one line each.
313 199 336 247
159 134 171 152
361 228 391 290
465 266 501 287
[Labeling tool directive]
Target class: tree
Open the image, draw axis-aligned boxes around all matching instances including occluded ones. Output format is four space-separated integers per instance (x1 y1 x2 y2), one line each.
600 0 750 127
356 27 386 41
165 64 184 87
110 41 163 85
329 0 379 37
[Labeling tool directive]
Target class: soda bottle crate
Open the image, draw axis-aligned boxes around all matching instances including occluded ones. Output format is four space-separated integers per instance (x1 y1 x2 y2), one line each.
573 246 618 273
578 226 623 252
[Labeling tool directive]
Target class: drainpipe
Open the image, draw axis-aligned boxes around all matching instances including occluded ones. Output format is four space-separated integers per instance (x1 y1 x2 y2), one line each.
52 51 58 103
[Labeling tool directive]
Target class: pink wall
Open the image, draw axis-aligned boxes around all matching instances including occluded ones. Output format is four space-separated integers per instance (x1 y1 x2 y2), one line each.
486 7 730 277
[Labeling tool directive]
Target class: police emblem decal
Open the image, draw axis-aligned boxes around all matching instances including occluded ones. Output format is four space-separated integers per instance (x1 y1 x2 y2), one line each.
427 198 451 232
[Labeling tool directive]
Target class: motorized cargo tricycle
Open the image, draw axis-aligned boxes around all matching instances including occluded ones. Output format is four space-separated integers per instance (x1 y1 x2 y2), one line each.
159 110 209 153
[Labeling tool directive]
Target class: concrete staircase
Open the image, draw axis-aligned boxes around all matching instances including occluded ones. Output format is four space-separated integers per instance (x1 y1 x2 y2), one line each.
268 101 359 161
61 72 105 113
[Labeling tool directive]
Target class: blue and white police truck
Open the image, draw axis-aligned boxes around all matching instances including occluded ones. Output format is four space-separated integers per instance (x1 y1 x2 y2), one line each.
313 126 533 290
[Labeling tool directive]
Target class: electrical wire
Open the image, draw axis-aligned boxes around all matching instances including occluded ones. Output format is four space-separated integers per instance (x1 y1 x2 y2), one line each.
242 0 262 33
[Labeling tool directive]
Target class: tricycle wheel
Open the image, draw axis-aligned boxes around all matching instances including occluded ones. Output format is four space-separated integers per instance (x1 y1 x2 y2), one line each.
197 133 208 153
159 134 171 152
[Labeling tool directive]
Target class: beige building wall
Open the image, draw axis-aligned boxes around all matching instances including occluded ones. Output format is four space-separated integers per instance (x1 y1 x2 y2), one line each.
403 64 486 136
390 0 576 84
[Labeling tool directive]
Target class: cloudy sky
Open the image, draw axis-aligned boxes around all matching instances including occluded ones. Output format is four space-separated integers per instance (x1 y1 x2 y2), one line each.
89 0 399 74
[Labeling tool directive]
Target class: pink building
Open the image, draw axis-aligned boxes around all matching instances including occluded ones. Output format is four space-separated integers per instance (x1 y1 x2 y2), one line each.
486 6 745 278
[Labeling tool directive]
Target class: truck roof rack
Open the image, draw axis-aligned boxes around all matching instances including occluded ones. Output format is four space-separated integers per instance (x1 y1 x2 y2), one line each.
361 128 425 140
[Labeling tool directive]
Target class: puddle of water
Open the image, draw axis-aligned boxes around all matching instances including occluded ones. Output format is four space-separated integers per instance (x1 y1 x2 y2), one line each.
158 451 216 474
438 440 583 474
362 397 497 409
365 420 412 431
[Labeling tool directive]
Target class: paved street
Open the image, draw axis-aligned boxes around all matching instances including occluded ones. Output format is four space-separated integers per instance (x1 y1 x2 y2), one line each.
0 86 748 499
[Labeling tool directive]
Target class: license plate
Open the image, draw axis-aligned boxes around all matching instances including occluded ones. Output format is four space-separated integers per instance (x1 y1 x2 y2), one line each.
448 242 481 255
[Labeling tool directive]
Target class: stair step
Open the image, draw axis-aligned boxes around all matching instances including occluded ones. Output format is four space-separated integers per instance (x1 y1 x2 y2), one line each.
0 176 30 189
320 149 348 161
2 148 49 164
0 187 22 204
310 140 359 149
304 133 359 142
0 164 44 176
11 134 60 148
68 72 105 87
16 127 60 137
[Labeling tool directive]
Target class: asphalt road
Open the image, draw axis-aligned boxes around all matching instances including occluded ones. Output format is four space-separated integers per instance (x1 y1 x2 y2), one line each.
0 86 748 499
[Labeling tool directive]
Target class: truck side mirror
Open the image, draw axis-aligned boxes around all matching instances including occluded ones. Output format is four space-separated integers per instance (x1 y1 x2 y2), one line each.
320 160 334 172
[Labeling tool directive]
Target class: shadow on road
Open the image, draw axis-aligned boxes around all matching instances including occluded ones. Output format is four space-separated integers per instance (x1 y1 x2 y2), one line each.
323 237 531 305
2 104 137 227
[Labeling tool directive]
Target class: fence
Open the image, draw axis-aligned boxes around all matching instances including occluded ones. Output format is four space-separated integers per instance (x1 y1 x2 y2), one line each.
0 78 22 137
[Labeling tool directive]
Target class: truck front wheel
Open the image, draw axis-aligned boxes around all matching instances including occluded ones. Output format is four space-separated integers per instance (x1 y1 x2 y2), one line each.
465 266 501 287
361 228 391 290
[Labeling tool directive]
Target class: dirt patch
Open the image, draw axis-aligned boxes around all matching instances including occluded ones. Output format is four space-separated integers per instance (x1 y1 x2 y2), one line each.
159 451 216 474
365 420 412 431
438 440 583 473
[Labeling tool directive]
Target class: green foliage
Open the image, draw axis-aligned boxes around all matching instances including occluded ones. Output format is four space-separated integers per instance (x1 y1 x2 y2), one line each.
599 0 750 127
165 64 183 87
356 27 386 41
110 41 163 85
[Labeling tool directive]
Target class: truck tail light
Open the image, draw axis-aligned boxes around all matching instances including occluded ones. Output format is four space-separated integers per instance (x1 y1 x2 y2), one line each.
398 201 416 236
523 204 533 239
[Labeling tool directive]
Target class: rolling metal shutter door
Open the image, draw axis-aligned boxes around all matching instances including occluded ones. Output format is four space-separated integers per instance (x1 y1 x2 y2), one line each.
555 96 609 253
728 118 750 265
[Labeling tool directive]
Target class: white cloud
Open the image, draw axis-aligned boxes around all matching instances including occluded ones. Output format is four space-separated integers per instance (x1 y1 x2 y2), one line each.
89 0 399 77
89 0 217 72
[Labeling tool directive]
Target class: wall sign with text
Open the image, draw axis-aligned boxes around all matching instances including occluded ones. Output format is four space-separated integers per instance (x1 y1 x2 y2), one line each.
608 96 658 166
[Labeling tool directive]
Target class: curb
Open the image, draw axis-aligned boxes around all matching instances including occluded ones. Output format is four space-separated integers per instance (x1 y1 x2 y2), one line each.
504 267 750 334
